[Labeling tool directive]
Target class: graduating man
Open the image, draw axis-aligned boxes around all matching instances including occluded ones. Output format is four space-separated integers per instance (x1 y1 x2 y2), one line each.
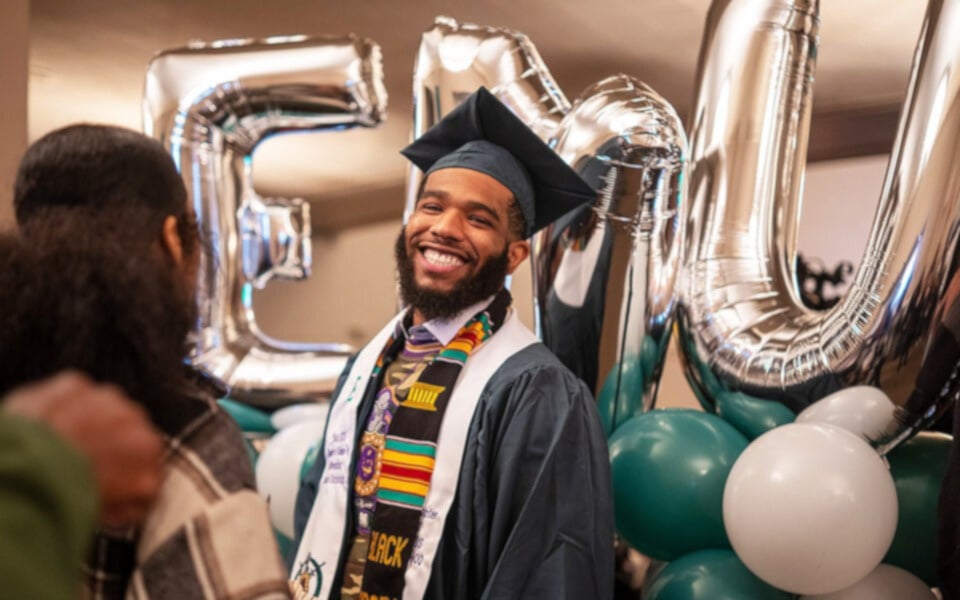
291 88 613 600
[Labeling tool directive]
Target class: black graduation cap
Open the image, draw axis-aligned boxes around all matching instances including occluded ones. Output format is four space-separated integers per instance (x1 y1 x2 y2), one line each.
401 87 596 237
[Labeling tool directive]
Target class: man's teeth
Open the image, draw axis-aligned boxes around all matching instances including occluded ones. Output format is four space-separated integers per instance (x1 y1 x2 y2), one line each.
423 248 465 267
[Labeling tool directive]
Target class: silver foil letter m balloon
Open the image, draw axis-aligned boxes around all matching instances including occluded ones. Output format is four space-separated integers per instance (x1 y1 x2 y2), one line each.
538 76 687 425
144 35 386 407
679 0 960 450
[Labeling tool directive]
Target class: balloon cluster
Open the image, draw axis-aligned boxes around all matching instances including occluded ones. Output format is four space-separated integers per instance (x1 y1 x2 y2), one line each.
610 0 960 595
610 388 950 598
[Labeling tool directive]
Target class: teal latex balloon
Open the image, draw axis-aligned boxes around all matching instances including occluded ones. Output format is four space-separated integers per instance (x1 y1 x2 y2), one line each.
275 530 294 562
676 331 723 412
640 334 659 384
597 357 646 437
609 409 749 560
688 379 716 415
644 549 793 600
716 391 795 440
218 398 276 434
884 431 952 586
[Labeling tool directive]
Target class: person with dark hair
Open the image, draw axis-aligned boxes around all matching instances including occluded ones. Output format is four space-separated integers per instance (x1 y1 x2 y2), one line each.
6 124 289 599
291 88 613 600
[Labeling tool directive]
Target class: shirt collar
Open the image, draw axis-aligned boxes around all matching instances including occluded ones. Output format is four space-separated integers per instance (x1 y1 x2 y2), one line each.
403 295 497 346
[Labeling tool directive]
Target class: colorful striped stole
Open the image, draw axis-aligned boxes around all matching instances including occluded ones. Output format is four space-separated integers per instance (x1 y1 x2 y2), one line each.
358 289 510 599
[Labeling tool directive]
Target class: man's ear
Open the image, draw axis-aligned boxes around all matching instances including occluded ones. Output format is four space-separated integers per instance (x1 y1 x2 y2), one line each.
505 239 530 275
160 215 184 266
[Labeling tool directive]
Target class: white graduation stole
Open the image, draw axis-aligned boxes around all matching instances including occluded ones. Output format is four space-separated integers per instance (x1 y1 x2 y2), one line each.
291 310 537 600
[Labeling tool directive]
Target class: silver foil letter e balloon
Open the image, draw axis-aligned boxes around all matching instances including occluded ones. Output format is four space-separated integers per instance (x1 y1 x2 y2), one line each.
143 34 387 407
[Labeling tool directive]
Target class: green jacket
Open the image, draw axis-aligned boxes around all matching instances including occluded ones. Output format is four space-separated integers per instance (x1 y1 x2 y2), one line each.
0 414 96 599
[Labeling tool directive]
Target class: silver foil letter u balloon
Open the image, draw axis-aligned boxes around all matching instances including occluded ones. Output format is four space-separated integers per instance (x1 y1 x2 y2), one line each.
409 18 687 420
679 0 960 450
144 35 387 407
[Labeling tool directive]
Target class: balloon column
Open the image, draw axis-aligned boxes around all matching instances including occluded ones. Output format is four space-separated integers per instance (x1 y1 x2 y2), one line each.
409 18 687 419
632 0 960 596
143 35 387 407
678 0 960 452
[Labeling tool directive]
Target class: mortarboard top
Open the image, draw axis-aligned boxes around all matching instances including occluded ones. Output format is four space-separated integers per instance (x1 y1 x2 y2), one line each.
401 87 596 237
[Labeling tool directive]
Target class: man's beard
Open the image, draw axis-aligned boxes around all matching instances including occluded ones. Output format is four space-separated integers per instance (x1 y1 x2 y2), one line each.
395 228 509 322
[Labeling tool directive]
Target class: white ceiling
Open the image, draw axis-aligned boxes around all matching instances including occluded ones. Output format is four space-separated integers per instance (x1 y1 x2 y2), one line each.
30 0 928 229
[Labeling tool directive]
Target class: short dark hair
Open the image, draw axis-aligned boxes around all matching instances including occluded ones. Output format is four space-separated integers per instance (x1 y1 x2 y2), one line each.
14 124 198 255
0 214 200 435
505 197 525 241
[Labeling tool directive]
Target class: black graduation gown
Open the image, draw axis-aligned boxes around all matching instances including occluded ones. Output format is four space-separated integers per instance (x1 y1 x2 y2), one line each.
293 342 614 599
926 293 960 598
940 406 960 598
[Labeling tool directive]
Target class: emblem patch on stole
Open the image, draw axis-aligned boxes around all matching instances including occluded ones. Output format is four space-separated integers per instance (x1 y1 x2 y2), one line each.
293 554 325 598
399 382 444 412
355 432 386 496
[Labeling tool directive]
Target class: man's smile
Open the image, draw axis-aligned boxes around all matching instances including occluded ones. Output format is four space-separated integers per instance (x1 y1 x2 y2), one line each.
423 248 465 268
415 242 472 276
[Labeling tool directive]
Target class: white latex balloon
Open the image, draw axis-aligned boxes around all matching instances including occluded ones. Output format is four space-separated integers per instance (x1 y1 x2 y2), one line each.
723 422 898 595
271 402 330 430
255 420 324 538
800 564 935 599
796 386 896 443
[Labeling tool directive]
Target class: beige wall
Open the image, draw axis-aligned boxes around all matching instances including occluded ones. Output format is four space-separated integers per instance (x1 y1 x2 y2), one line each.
254 222 402 350
797 155 886 271
253 155 888 410
0 0 29 227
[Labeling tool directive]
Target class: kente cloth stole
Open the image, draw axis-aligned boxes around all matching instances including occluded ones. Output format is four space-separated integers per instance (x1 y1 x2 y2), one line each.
358 290 510 599
339 330 442 598
355 329 443 519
